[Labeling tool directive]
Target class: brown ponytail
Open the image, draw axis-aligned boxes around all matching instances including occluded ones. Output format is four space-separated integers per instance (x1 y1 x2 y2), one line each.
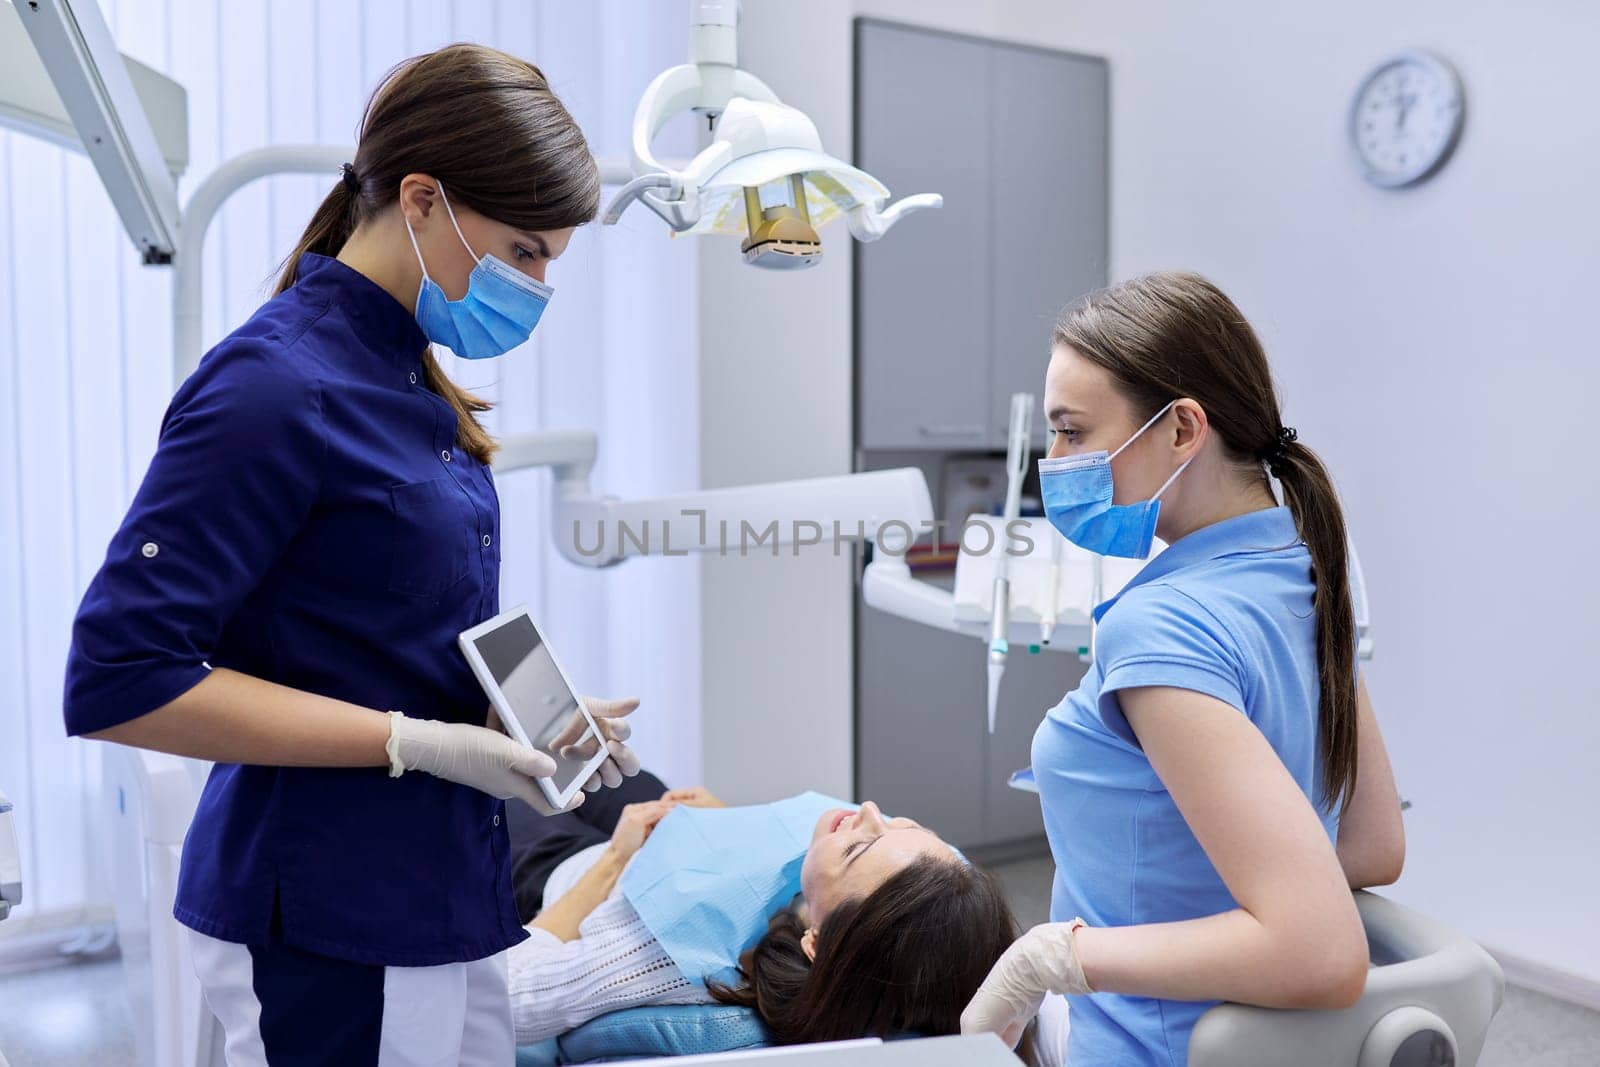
279 178 362 286
1053 272 1358 814
273 44 601 465
1269 435 1358 814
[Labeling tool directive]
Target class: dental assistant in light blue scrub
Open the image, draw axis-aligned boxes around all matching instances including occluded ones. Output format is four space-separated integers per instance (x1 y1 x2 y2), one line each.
961 272 1408 1066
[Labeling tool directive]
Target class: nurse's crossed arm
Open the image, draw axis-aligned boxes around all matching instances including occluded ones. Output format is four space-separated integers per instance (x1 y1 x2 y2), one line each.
1066 682 1368 1006
960 680 1377 1044
961 682 1374 1047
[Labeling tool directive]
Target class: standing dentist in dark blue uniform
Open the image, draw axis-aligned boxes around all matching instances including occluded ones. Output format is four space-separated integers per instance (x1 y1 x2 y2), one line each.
63 45 639 1066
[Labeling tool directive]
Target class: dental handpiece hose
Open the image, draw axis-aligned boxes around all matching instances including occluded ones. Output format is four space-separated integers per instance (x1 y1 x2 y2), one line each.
987 578 1010 734
1041 532 1063 646
988 392 1034 734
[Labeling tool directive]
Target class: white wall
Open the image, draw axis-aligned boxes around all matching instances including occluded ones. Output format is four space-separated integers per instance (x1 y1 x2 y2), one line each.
1038 0 1600 990
697 4 858 804
0 0 700 931
701 0 1600 987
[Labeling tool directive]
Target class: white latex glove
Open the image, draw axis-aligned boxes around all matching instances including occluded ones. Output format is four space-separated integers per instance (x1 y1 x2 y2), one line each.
386 712 584 815
961 919 1093 1049
552 696 643 793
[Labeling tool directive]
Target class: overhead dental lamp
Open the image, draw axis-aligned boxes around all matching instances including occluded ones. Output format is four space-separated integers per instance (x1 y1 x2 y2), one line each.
601 0 942 268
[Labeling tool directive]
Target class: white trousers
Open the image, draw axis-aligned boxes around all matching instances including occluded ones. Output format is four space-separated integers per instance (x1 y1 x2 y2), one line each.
188 929 515 1066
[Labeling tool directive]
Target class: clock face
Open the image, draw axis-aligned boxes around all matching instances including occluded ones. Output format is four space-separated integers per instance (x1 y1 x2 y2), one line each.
1351 51 1464 187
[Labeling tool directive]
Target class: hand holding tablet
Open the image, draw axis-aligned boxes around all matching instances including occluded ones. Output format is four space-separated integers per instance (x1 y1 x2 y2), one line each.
551 696 643 791
458 606 640 810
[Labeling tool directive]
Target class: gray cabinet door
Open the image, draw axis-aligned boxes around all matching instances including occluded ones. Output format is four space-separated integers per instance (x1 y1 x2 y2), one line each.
988 46 1109 442
855 22 993 450
857 591 1082 850
854 23 1108 853
857 598 988 848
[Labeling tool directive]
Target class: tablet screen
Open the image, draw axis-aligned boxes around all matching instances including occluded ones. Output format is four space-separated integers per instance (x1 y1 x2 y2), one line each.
468 614 598 793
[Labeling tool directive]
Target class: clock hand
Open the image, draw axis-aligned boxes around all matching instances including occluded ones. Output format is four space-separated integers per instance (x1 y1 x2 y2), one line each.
1397 92 1415 130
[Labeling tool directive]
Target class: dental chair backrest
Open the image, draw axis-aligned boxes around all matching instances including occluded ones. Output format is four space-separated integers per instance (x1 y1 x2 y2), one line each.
1189 891 1504 1067
103 746 216 1067
0 787 16 1067
0 788 21 922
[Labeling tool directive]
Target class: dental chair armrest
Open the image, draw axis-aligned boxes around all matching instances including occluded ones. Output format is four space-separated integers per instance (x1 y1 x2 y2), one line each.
1189 892 1505 1067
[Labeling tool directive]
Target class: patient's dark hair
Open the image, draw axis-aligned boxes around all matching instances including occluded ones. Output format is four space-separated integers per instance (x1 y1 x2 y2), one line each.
708 857 1040 1065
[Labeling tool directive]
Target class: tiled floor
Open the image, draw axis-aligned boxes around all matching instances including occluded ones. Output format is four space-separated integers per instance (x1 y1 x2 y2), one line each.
0 955 140 1067
0 857 1595 1065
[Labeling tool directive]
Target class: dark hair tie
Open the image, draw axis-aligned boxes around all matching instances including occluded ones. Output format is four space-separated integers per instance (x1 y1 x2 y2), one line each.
340 162 361 193
1261 425 1298 477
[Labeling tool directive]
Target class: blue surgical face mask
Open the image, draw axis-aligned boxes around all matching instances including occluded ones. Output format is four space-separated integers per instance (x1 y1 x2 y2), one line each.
1038 399 1191 559
404 182 552 359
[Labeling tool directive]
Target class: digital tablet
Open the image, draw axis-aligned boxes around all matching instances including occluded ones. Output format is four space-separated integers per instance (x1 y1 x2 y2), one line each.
458 605 610 810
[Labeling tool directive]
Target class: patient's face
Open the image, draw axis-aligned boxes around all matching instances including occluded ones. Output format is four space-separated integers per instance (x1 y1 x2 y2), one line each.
799 801 959 922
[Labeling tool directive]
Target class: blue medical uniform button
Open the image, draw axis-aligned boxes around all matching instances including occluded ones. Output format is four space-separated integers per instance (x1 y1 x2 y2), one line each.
492 814 500 827
441 450 451 462
482 534 491 547
408 371 417 385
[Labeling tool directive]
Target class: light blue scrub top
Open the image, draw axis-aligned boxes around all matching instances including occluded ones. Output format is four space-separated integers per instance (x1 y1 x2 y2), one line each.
1031 506 1341 1066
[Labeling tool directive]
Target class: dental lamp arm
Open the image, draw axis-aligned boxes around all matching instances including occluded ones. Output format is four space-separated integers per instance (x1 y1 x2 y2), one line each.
627 62 779 182
609 64 778 231
602 174 677 226
847 193 944 242
491 431 933 569
175 144 352 381
552 469 933 568
607 5 782 234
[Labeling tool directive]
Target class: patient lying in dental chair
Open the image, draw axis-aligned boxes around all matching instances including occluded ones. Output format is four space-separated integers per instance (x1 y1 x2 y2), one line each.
504 771 1068 1065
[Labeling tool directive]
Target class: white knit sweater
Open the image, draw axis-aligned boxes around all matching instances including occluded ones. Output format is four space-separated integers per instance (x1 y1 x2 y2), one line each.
505 845 715 1044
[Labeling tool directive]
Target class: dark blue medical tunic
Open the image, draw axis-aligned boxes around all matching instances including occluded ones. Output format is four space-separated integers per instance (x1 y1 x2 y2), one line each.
64 253 527 966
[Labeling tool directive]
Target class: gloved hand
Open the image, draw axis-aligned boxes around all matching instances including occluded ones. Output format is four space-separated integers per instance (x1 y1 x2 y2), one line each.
552 696 643 793
961 919 1093 1049
386 711 584 815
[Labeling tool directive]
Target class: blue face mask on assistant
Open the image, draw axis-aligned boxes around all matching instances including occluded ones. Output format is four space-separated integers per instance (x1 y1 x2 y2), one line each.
1038 399 1192 559
404 182 552 359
